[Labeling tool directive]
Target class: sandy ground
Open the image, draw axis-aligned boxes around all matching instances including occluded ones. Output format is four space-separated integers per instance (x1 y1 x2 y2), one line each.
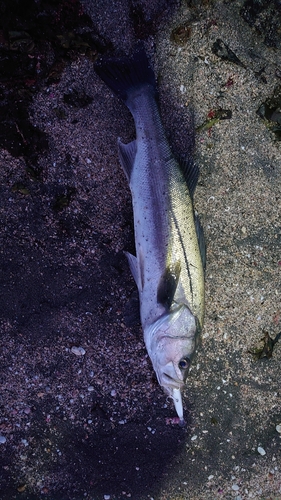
0 0 280 499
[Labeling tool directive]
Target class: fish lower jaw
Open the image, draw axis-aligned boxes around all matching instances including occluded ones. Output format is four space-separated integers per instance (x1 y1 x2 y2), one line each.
172 387 184 422
161 374 185 391
160 385 185 423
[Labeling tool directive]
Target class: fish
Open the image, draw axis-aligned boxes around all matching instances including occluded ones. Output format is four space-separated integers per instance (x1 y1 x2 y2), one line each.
94 44 205 423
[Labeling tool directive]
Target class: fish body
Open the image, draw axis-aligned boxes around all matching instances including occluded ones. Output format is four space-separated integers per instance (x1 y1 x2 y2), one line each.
95 46 205 421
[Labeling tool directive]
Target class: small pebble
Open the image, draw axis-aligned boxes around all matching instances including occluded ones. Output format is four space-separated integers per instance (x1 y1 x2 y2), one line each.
71 346 86 356
191 435 197 441
232 484 239 491
257 446 266 456
104 496 110 500
276 424 281 434
0 435 6 444
87 386 94 392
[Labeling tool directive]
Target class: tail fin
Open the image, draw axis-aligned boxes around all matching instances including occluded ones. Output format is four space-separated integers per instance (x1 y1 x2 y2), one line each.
94 43 156 103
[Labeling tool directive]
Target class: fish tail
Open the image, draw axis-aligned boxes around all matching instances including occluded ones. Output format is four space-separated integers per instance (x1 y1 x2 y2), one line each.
94 43 156 103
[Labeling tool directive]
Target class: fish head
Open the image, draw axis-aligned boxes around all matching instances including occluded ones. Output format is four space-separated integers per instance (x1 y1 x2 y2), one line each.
144 304 200 418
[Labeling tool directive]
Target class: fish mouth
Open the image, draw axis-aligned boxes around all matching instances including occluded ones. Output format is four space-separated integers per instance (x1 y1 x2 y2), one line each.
159 360 185 390
160 376 184 421
162 371 185 389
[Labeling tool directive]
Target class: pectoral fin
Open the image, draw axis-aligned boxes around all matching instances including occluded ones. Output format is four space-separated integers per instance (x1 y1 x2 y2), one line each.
157 261 181 310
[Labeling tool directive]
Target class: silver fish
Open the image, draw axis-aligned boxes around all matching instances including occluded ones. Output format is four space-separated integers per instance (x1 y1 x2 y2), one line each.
95 45 205 423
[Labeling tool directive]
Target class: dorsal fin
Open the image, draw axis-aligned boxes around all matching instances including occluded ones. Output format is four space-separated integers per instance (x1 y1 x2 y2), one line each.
179 157 199 198
195 214 206 271
157 261 181 310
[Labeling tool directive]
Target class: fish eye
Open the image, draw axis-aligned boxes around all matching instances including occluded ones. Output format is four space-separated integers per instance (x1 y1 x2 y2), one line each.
178 357 190 370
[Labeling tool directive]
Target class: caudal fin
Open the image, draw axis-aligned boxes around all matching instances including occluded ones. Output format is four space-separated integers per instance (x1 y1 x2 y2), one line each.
94 43 156 103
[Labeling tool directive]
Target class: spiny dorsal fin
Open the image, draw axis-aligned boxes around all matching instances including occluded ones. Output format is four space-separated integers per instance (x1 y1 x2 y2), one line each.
157 261 181 310
118 139 137 182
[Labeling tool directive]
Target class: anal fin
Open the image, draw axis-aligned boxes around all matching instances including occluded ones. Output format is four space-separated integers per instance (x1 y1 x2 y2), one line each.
118 139 137 182
124 251 143 292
